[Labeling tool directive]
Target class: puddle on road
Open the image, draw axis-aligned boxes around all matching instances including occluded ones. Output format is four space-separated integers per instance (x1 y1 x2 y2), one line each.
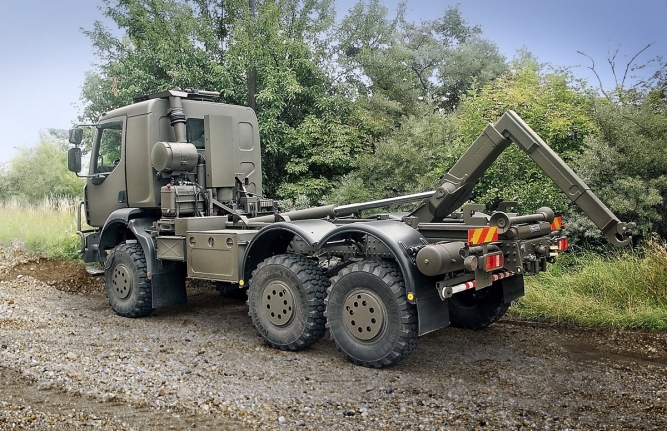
0 366 245 430
563 341 667 368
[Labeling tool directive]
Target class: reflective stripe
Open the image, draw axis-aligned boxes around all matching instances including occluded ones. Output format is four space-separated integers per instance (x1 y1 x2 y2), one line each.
446 271 516 297
467 227 498 245
551 216 563 230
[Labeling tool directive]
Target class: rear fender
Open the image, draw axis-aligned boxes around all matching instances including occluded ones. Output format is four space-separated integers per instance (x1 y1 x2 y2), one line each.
241 219 337 284
319 220 449 336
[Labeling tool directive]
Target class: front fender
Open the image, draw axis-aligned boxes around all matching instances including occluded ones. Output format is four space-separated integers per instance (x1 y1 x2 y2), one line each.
98 208 152 257
99 209 185 309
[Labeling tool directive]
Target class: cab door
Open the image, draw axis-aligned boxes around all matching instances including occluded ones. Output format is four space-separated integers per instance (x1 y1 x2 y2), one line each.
85 117 128 227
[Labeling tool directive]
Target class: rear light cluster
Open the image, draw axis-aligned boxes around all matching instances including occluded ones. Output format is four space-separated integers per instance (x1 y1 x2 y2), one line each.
557 237 568 252
482 251 504 271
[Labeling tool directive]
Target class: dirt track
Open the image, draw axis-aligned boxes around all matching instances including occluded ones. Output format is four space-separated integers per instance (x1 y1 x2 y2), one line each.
0 247 665 430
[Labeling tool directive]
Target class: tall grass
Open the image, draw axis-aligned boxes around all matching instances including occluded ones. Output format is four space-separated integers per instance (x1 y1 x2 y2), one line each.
512 240 667 331
0 196 82 259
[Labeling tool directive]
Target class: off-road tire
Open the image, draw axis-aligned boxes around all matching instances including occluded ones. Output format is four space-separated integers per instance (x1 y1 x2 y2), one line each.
104 242 154 318
448 282 509 329
325 260 419 368
247 254 329 351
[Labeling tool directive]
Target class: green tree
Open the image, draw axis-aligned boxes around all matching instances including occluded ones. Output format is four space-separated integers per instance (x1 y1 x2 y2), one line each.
334 1 507 116
568 95 667 245
229 0 372 201
81 0 369 202
328 57 597 221
5 131 84 202
324 109 458 205
565 45 667 245
454 57 595 216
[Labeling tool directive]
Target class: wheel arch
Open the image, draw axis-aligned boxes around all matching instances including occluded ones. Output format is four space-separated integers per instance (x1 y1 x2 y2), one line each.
318 221 427 294
242 219 337 284
99 208 155 260
319 220 450 336
99 208 186 310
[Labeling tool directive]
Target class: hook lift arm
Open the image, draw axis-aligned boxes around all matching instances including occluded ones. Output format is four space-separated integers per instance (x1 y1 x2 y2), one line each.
410 110 635 247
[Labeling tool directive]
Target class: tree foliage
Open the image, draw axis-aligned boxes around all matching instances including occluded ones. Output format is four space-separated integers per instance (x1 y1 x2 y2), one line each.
334 1 507 115
454 57 596 215
330 59 597 219
2 131 84 202
568 95 667 245
81 0 369 202
324 108 458 205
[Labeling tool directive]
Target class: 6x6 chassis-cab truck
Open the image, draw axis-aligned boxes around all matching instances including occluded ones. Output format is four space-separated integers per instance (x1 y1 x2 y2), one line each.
67 89 634 368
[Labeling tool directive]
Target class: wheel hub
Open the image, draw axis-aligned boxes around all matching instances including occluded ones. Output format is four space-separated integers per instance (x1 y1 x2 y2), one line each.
262 280 295 326
343 290 385 341
112 263 132 300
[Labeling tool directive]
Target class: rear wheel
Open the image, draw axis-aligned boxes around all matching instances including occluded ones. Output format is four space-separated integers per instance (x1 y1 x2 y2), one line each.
326 260 419 368
447 282 509 329
104 242 154 318
247 254 328 351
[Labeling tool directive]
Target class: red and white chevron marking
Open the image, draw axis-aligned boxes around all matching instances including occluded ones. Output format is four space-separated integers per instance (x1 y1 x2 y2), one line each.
445 271 517 297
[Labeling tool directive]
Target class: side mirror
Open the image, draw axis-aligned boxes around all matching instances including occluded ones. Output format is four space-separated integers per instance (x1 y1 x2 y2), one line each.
68 147 82 173
69 128 83 146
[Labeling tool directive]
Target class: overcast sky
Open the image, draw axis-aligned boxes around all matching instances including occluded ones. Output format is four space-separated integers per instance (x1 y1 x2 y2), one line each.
0 0 665 165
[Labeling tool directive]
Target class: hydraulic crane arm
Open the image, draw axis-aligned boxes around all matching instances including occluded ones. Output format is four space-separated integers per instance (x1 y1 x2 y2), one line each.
410 110 635 247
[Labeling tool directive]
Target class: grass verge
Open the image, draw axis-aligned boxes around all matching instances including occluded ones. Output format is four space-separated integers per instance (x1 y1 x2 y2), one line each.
0 197 82 260
511 240 667 331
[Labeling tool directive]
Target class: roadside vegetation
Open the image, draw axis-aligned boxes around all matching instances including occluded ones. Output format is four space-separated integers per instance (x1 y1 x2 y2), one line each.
514 240 667 331
0 197 81 260
1 0 666 330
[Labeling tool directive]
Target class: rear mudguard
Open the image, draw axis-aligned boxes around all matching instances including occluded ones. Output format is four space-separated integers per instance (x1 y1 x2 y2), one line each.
318 220 448 336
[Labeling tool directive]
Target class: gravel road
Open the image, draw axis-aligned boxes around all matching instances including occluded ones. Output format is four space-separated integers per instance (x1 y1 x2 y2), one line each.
0 244 665 430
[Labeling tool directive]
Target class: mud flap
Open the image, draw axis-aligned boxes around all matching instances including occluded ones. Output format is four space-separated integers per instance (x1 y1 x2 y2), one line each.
501 273 525 304
151 261 187 308
127 218 188 309
415 294 450 336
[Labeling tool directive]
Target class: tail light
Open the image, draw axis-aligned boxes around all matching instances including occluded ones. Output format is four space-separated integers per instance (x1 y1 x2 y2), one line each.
482 251 504 271
557 237 568 252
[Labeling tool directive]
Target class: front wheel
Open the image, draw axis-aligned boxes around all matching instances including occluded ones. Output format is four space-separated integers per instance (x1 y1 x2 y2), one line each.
325 260 419 368
247 254 329 351
104 242 154 318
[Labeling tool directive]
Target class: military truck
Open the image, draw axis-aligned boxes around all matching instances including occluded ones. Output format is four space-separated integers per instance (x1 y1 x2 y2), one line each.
67 89 634 368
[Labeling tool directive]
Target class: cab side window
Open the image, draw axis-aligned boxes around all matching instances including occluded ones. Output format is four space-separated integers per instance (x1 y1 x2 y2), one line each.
186 118 205 149
94 122 123 174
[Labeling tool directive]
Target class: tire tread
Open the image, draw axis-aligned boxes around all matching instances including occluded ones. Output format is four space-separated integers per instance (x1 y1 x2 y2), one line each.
248 254 329 351
326 260 420 368
105 242 153 318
